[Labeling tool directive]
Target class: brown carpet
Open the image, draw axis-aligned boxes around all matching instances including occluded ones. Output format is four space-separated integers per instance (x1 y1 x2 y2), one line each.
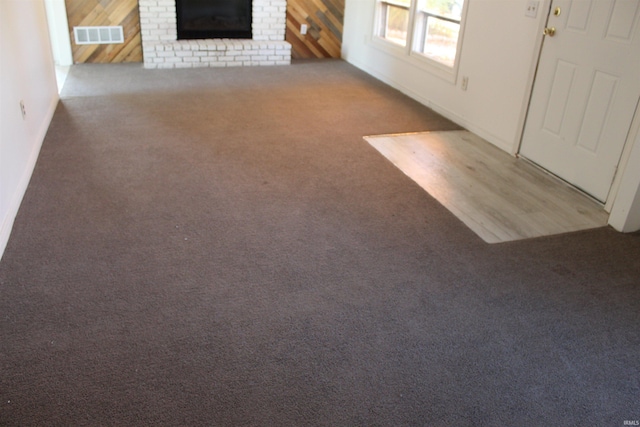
1 60 639 426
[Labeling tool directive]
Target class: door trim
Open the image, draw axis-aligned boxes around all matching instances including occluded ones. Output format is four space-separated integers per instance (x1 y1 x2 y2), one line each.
606 98 640 212
513 0 553 156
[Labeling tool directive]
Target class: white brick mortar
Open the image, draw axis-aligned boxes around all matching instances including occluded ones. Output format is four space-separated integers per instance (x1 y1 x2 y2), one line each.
139 0 291 68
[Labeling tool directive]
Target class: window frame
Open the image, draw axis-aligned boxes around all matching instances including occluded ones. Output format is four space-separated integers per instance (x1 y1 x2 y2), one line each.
376 0 412 47
372 0 469 83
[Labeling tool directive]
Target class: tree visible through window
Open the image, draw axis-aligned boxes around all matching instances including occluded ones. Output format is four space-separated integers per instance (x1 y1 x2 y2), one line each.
375 0 465 70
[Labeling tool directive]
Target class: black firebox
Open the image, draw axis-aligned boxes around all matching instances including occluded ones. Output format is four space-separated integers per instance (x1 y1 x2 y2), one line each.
176 0 252 39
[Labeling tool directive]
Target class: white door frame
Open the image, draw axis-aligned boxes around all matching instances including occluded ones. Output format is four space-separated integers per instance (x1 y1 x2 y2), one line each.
607 101 640 231
44 0 72 66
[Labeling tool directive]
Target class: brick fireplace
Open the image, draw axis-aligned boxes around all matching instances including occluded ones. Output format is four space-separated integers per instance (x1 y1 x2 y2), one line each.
139 0 291 69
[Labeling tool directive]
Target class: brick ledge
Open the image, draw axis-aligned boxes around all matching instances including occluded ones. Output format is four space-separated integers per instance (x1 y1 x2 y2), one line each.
143 39 292 69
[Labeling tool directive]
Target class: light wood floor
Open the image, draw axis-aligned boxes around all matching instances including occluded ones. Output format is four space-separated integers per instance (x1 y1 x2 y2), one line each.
365 130 609 243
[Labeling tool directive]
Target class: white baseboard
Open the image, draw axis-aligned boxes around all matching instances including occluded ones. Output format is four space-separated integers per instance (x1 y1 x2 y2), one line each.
0 97 58 262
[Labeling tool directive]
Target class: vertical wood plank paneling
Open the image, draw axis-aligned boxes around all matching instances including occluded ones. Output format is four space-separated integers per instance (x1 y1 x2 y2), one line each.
65 0 142 63
286 0 344 58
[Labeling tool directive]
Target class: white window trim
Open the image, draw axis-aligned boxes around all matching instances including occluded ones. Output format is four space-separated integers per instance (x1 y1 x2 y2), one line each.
371 0 469 84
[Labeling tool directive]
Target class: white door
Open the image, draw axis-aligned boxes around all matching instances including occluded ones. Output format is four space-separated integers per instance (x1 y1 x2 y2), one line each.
520 0 640 202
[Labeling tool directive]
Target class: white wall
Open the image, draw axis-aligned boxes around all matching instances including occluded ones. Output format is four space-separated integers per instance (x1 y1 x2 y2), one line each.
342 0 640 232
342 0 546 153
0 0 59 259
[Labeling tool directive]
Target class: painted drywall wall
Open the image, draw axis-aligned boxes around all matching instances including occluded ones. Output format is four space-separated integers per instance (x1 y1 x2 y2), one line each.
342 0 545 153
0 0 59 259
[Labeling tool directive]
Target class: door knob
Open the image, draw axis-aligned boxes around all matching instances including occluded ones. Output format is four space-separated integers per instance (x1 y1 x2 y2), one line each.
543 27 556 37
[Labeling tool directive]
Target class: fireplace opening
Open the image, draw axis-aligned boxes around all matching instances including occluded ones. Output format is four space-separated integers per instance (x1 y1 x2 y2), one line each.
176 0 252 39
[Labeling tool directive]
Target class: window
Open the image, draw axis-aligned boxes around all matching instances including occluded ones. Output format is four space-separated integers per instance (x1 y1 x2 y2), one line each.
412 0 463 67
374 0 466 79
377 0 411 47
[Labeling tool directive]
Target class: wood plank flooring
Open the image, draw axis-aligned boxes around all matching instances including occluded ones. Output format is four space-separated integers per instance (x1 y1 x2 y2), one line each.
365 130 609 243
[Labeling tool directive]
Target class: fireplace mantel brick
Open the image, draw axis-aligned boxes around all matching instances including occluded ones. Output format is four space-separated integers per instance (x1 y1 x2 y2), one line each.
139 0 291 69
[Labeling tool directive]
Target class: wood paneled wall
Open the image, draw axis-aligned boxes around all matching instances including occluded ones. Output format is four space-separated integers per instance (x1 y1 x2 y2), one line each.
286 0 344 58
65 0 142 63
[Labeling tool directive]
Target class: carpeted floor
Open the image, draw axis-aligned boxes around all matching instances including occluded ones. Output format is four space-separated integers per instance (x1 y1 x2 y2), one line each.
1 60 639 426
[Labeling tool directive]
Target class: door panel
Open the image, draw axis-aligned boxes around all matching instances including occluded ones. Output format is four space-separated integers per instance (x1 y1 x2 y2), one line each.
520 0 640 202
542 60 576 134
566 0 591 33
577 71 617 153
606 0 639 41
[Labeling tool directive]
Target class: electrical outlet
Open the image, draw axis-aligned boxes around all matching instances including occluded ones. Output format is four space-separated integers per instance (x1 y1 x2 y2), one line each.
525 1 539 18
19 100 26 119
461 76 469 91
301 24 308 35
